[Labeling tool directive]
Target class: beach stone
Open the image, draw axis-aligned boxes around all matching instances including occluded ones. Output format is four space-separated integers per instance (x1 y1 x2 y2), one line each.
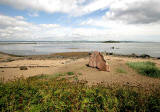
131 53 138 57
88 51 110 71
139 54 150 58
19 66 28 70
105 52 113 55
88 52 92 55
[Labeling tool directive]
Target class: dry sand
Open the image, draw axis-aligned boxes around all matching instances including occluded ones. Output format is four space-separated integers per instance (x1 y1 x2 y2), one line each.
0 52 160 89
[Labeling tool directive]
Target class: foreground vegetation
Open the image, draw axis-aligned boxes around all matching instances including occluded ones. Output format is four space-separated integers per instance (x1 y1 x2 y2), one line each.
0 74 160 112
127 61 160 78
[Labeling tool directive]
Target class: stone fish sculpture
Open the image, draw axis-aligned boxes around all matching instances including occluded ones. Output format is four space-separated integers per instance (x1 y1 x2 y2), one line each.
88 51 110 71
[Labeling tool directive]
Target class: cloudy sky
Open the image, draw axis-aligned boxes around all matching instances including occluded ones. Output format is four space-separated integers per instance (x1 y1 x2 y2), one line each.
0 0 160 41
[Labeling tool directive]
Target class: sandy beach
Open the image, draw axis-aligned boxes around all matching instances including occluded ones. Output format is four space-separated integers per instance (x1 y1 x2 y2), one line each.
0 52 160 90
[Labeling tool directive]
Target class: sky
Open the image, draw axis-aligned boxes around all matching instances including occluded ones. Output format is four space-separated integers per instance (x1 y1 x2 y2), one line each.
0 0 160 41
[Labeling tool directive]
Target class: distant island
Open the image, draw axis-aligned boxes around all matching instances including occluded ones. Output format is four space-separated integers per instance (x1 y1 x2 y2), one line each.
102 41 120 43
101 41 145 43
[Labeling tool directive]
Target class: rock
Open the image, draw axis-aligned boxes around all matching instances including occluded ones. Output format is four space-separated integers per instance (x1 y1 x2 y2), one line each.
139 54 150 58
88 51 110 71
131 53 138 57
106 52 113 55
109 52 113 55
88 52 92 55
55 55 64 59
19 66 28 70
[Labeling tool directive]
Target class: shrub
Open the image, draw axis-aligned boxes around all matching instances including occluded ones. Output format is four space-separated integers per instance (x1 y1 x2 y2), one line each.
67 72 74 75
127 61 160 77
0 76 160 112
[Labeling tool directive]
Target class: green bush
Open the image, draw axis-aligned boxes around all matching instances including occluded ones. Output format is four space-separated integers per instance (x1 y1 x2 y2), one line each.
67 72 74 75
0 76 160 112
127 61 160 78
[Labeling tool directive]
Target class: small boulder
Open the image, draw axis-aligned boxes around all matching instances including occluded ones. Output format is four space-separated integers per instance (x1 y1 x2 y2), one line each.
131 53 138 57
19 66 28 70
88 51 110 71
139 54 150 58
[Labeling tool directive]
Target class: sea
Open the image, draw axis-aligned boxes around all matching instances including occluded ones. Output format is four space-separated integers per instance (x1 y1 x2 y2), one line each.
0 41 160 57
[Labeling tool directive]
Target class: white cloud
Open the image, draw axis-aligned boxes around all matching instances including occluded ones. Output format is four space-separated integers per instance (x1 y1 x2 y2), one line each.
1 0 160 20
0 0 113 16
0 14 113 41
0 0 84 16
105 0 160 24
0 14 160 41
15 16 25 20
81 17 160 41
79 0 160 41
0 14 63 40
0 0 160 41
39 24 60 28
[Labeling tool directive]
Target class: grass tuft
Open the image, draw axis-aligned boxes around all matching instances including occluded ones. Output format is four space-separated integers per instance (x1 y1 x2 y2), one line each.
67 72 74 75
28 73 65 80
127 61 160 78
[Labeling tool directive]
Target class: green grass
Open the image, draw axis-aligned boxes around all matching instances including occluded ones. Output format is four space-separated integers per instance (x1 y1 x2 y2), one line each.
67 72 74 75
28 73 63 80
116 68 127 74
30 72 76 81
127 61 160 78
54 73 66 77
0 75 160 112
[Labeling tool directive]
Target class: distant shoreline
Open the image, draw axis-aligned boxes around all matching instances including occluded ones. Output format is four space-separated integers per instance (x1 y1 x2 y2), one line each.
0 51 159 61
0 41 159 44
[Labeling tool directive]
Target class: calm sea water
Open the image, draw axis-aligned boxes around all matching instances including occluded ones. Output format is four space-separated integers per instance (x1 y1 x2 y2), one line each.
0 41 160 57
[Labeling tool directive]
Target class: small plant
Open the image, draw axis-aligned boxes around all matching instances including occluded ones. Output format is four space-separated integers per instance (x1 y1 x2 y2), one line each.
54 73 66 77
127 61 160 77
67 72 74 75
74 75 78 81
78 72 82 75
116 68 127 74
